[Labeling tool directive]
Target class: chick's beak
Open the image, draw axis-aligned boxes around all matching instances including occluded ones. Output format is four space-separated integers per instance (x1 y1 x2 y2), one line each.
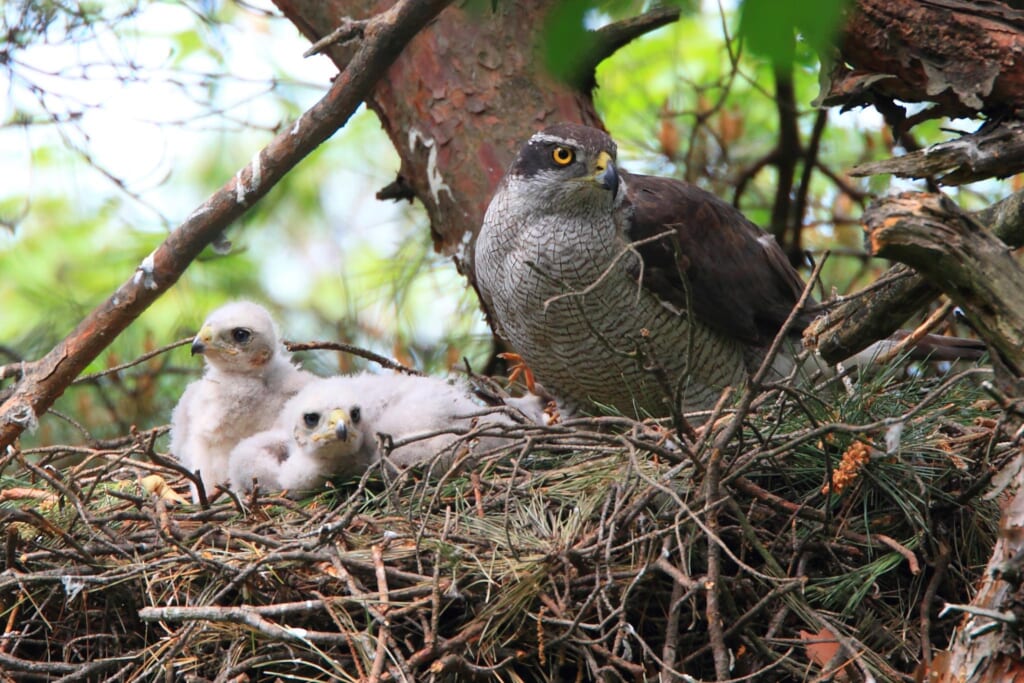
191 325 213 356
334 419 348 442
312 408 351 443
593 151 619 195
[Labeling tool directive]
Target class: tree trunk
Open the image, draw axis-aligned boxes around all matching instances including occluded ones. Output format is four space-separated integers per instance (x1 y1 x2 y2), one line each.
273 0 602 279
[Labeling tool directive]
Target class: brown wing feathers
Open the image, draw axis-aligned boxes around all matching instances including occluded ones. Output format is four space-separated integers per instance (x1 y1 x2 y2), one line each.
623 172 815 347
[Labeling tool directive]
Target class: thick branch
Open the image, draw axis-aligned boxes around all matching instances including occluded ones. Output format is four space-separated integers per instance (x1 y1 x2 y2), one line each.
864 192 1024 375
0 0 453 451
806 189 1024 364
572 7 682 90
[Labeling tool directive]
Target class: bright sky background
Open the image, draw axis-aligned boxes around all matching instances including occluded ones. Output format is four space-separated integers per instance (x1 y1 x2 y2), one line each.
0 1 487 355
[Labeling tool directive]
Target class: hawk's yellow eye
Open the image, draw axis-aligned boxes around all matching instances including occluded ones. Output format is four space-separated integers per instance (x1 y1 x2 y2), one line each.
552 146 574 166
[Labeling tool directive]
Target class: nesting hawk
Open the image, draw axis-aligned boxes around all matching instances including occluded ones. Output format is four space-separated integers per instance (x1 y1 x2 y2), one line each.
474 123 982 417
169 301 315 500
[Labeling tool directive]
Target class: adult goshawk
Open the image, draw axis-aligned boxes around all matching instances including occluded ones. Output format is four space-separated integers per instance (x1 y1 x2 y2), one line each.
474 123 978 417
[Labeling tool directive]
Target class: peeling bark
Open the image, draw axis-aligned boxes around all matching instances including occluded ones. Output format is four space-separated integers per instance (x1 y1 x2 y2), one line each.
928 482 1024 683
274 0 603 276
828 0 1024 115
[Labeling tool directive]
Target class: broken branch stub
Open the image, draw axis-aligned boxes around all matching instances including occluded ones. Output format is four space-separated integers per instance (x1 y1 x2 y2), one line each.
806 189 1024 365
864 192 1024 377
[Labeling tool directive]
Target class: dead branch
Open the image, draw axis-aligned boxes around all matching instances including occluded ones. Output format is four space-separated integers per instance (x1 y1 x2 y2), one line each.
0 0 454 452
807 188 1024 364
139 605 351 644
850 121 1024 186
864 191 1024 376
285 340 422 375
73 337 193 385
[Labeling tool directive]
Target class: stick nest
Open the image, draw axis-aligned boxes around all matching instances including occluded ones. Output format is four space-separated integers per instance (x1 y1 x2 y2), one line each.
0 365 1008 682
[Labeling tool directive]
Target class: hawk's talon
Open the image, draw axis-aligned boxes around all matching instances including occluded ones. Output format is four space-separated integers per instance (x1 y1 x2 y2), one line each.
498 352 537 393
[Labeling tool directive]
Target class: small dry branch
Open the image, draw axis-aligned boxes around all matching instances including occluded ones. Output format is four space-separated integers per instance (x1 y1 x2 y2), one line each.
850 121 1024 186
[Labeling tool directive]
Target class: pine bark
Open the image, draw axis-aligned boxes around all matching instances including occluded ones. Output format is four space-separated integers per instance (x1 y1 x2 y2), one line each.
831 0 1024 115
274 0 601 277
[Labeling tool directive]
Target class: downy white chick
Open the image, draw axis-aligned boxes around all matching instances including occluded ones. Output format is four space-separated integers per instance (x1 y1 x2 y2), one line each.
169 301 314 501
320 372 523 471
228 372 527 495
227 386 367 496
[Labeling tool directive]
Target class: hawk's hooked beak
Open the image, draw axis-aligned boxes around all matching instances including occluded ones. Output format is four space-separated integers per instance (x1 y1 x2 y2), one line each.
593 151 619 195
191 325 213 356
312 408 352 443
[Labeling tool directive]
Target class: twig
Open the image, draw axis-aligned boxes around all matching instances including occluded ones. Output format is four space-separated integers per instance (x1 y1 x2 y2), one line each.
710 251 828 457
705 444 730 681
541 229 676 310
72 337 192 384
0 652 77 675
303 17 369 58
873 298 954 364
368 543 391 683
138 605 349 644
285 340 421 375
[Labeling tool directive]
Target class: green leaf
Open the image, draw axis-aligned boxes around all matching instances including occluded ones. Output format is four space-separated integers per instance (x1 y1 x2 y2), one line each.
540 0 597 85
739 0 849 69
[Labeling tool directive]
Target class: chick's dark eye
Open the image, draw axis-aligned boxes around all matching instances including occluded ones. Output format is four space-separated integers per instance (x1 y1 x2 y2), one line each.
350 406 361 424
552 146 574 166
231 328 252 344
303 412 320 428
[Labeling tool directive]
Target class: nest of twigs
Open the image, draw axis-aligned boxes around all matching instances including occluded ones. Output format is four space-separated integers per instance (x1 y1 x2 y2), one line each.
0 361 1008 682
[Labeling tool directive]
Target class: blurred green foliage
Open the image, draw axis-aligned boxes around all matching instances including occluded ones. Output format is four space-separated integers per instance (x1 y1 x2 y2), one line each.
738 0 849 70
0 0 1001 450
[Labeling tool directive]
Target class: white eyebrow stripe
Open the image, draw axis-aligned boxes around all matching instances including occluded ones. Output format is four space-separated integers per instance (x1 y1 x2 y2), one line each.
530 133 580 146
